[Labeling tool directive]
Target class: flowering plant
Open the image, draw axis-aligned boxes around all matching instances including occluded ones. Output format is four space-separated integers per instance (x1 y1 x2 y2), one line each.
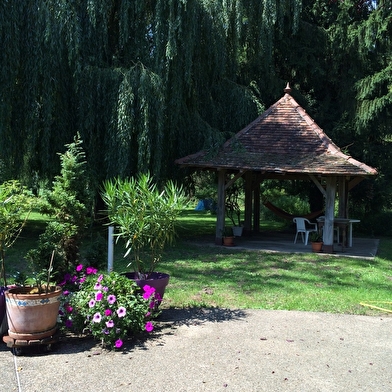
59 265 160 349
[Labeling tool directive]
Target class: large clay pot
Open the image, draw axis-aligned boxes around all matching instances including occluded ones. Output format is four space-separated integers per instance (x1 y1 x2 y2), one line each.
123 272 170 303
5 286 62 340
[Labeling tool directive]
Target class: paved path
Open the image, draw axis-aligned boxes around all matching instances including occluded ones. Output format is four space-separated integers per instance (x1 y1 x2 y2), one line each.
1 308 391 391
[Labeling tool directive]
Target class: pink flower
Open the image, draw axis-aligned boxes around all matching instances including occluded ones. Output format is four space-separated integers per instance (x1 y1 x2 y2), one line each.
93 313 102 323
107 294 116 305
95 291 103 301
86 267 97 275
104 309 112 316
106 320 114 328
97 274 104 282
88 299 96 308
65 305 73 313
76 264 83 272
94 283 102 290
63 290 69 296
117 307 126 318
142 285 156 300
79 277 86 284
145 322 154 332
115 339 123 348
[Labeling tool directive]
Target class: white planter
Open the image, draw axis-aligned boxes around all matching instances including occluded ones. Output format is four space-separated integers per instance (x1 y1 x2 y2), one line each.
232 226 243 237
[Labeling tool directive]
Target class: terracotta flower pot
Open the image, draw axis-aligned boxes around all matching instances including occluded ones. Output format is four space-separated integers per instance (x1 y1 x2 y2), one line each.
311 241 323 253
5 286 62 340
223 236 235 246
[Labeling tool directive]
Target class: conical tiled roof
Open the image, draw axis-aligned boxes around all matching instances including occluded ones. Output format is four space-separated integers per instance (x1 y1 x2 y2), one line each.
176 85 377 179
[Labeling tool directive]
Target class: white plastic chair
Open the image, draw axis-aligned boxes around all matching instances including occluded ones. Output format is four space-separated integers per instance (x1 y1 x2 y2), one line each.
293 217 318 245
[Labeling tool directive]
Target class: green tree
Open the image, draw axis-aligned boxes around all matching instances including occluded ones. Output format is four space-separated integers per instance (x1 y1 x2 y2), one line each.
27 134 94 277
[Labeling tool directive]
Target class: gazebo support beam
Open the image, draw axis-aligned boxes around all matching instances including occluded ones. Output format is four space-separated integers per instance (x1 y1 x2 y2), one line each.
323 177 336 253
215 169 226 245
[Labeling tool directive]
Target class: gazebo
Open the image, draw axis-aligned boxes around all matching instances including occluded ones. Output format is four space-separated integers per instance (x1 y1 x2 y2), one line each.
175 84 378 252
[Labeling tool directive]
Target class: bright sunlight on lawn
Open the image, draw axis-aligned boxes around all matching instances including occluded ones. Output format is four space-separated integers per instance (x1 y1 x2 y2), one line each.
7 209 392 316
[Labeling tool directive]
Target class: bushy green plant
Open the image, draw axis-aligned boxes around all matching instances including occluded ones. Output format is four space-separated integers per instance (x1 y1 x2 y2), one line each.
101 172 187 277
0 180 35 286
27 134 94 277
59 266 160 349
309 231 323 242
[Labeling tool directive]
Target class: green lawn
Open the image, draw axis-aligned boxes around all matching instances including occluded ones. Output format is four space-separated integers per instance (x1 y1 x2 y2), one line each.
111 209 392 316
5 209 392 316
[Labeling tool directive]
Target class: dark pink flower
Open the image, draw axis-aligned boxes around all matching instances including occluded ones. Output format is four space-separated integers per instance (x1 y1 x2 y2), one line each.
142 285 156 300
145 322 154 332
95 291 103 301
115 339 123 348
104 309 112 316
86 267 94 275
76 264 83 272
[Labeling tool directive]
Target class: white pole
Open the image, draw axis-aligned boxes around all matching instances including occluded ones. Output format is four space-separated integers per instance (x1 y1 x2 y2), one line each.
108 226 114 273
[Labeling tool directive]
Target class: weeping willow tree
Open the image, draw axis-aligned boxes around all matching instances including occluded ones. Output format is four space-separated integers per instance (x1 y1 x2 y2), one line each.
0 0 303 185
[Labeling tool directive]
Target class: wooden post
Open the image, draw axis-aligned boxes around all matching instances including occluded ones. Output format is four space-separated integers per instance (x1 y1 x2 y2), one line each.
253 179 260 233
215 169 226 245
244 171 253 235
337 177 347 218
323 177 336 253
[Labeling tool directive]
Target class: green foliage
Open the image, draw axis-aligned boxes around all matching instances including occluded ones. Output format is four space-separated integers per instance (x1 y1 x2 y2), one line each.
0 180 35 286
60 269 160 349
27 134 94 277
101 172 187 276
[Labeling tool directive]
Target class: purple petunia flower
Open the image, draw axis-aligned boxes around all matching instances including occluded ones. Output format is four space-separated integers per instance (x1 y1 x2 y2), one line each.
65 319 73 328
63 290 70 296
106 320 114 328
95 291 103 301
107 294 116 305
89 299 96 308
142 285 156 300
93 312 102 323
145 322 154 332
66 305 73 313
79 277 86 284
115 339 123 348
104 309 112 316
117 307 126 318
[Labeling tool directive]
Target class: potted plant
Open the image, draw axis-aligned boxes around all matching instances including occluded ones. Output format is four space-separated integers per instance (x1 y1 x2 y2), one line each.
4 251 63 342
59 265 160 349
0 180 35 336
101 172 187 300
222 227 235 247
309 232 323 253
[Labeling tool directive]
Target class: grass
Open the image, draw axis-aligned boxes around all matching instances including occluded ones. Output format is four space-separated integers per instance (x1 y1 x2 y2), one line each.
4 209 392 316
